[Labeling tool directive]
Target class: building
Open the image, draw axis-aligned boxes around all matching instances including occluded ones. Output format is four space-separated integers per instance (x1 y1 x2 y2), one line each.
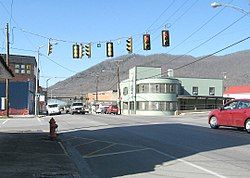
0 55 14 79
223 86 250 99
0 54 37 115
86 90 118 105
120 66 225 116
177 77 225 110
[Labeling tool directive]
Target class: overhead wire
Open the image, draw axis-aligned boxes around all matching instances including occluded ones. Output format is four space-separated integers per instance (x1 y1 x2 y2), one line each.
141 36 250 80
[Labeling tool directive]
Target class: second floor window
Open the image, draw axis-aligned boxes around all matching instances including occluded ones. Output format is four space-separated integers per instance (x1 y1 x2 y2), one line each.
192 87 198 95
209 87 215 95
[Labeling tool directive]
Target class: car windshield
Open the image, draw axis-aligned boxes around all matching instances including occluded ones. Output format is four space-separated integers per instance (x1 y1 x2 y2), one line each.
72 103 83 106
48 104 58 108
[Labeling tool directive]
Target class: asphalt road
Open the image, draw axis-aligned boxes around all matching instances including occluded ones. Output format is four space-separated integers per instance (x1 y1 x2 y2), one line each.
1 113 250 178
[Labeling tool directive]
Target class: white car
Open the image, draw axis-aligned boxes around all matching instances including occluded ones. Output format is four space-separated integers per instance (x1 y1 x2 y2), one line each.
46 103 61 115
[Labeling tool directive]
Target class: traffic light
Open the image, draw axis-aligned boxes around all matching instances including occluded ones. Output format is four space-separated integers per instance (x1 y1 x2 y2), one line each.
48 42 53 55
73 44 79 58
162 30 170 47
143 34 151 50
85 43 91 58
126 37 133 53
79 44 84 58
106 42 114 57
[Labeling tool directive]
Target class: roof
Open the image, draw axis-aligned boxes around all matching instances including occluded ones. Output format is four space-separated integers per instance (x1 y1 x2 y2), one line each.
224 86 250 94
0 55 14 79
0 54 36 66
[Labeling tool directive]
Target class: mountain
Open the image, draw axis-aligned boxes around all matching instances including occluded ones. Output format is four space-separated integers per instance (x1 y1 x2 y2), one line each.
49 50 250 97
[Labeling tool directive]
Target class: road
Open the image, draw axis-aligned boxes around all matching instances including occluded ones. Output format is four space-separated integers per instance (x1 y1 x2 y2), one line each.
1 113 250 177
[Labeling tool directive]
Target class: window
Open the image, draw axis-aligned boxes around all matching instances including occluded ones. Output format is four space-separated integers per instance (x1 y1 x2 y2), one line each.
15 64 20 74
150 84 160 93
137 84 149 93
160 84 166 93
21 65 25 74
26 65 31 74
192 87 198 95
209 87 215 96
123 87 128 95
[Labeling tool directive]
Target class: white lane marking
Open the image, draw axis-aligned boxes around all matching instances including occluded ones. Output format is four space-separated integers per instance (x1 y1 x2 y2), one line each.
58 141 69 156
150 148 227 178
37 117 42 123
83 148 151 159
1 119 9 127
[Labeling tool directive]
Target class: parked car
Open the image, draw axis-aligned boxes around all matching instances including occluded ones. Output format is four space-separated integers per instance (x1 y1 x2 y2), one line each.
106 105 119 114
70 102 85 114
96 105 109 114
64 104 71 114
46 103 61 115
208 99 250 133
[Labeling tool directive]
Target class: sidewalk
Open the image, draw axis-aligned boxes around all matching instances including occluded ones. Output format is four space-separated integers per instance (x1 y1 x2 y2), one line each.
0 132 80 177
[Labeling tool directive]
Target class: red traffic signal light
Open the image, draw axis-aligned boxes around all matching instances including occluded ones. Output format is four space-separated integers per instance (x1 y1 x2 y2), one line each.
162 30 170 47
143 34 151 50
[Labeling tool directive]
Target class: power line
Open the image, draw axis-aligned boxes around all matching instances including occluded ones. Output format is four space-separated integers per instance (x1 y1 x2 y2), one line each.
142 36 250 80
145 0 175 32
40 53 77 73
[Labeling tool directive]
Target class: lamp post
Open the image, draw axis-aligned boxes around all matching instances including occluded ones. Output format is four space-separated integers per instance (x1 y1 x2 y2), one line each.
211 2 250 15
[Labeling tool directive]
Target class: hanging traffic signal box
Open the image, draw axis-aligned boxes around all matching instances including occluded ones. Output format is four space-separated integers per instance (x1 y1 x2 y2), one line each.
79 44 84 58
106 42 114 57
85 43 91 58
162 30 170 47
143 34 151 50
73 44 79 58
126 37 133 53
48 42 53 55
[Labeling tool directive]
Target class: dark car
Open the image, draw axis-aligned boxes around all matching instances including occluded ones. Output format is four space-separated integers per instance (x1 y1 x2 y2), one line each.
208 99 250 133
106 105 119 115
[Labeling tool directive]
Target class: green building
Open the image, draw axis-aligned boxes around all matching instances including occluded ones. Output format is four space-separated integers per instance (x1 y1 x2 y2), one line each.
120 66 225 116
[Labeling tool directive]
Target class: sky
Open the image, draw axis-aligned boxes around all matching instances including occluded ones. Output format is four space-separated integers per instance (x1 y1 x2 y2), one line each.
0 0 249 87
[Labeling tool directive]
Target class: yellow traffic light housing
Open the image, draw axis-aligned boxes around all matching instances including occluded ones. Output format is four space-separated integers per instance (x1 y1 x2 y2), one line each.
143 34 151 50
106 42 114 57
73 44 79 58
162 30 170 47
79 44 84 58
48 42 53 55
126 37 133 53
85 43 91 58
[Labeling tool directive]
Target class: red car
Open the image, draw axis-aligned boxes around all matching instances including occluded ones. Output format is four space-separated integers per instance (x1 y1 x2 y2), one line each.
208 99 250 133
107 105 119 114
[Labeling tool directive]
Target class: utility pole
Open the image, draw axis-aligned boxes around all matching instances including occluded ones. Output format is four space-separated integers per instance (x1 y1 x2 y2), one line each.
95 75 99 103
5 23 10 117
116 61 122 115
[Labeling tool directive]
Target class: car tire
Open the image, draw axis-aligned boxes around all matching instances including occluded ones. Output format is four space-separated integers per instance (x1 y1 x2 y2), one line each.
209 116 219 129
245 119 250 133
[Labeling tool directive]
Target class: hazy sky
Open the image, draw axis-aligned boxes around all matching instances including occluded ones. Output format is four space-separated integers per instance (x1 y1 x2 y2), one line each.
0 0 249 87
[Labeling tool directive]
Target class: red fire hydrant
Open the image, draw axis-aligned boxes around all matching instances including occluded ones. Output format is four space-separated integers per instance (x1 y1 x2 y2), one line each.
49 118 58 140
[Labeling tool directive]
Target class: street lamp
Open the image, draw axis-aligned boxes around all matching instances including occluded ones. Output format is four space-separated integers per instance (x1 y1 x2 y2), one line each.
35 42 57 117
211 2 250 15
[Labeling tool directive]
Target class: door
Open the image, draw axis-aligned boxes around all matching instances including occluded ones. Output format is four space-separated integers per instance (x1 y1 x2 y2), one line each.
230 101 250 127
219 101 238 126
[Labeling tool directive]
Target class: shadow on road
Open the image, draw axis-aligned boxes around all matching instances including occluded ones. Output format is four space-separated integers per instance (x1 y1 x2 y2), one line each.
61 123 250 177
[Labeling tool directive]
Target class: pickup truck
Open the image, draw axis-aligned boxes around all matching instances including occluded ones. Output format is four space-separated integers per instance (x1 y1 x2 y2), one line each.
70 102 85 115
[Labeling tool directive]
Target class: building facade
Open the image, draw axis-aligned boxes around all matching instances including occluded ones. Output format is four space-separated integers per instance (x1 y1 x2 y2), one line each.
120 66 224 116
0 54 37 115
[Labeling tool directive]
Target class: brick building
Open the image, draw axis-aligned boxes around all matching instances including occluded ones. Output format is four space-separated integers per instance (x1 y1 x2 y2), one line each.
0 54 37 115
